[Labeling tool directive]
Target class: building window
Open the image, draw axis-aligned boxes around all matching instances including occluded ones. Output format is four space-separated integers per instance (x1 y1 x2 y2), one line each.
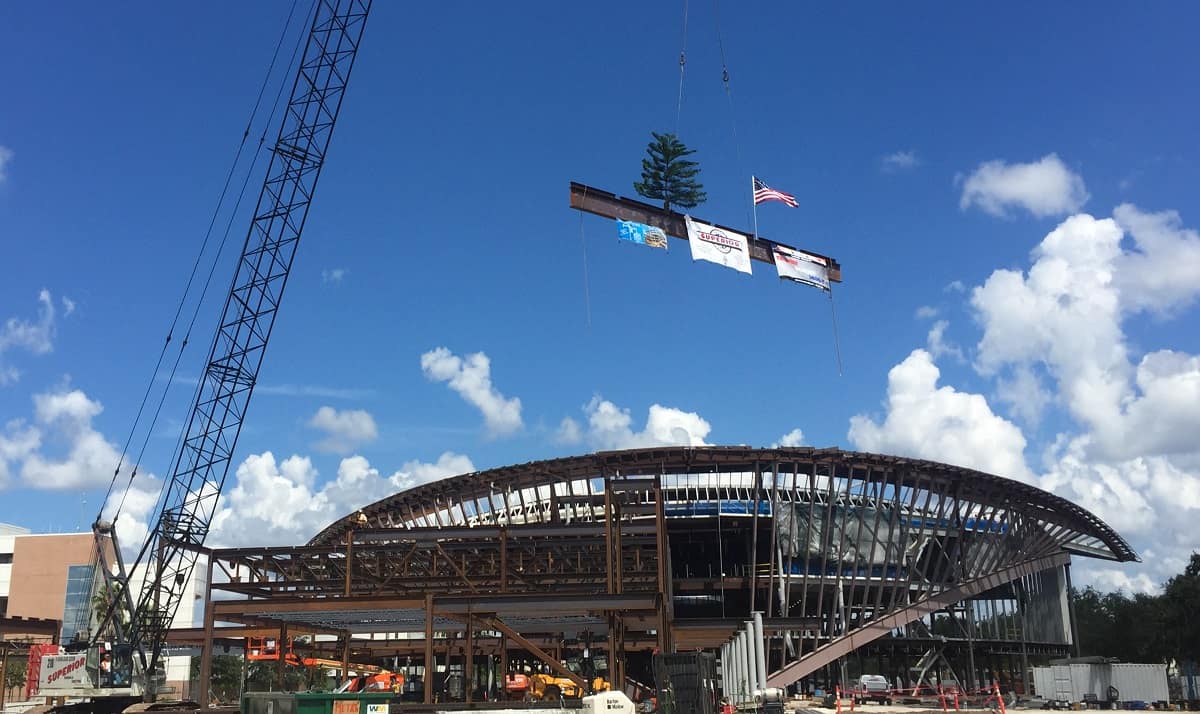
0 552 13 564
62 564 96 643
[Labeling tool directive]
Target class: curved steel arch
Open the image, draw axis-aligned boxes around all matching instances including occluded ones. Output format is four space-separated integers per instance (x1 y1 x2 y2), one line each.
311 446 1135 563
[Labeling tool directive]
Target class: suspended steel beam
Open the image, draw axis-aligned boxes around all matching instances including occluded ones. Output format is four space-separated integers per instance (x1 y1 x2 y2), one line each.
568 181 843 282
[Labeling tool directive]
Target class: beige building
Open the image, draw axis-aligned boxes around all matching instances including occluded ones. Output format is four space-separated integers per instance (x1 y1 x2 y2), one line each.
5 531 96 626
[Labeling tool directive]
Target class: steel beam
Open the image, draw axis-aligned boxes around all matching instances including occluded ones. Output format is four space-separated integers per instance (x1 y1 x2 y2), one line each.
568 182 843 282
765 551 1070 689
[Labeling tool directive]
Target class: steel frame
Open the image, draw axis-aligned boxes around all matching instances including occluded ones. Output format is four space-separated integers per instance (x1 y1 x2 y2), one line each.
197 447 1135 704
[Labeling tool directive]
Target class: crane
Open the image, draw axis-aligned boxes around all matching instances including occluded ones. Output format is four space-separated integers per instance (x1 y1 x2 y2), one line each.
35 2 372 710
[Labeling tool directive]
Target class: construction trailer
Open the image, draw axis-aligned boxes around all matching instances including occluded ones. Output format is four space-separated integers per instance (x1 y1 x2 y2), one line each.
1031 662 1169 706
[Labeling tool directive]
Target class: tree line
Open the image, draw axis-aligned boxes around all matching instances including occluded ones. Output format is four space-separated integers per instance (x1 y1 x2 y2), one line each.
1073 552 1200 664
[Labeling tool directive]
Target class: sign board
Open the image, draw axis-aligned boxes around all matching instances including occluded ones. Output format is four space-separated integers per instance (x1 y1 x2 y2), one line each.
367 704 388 714
332 701 360 714
39 654 90 690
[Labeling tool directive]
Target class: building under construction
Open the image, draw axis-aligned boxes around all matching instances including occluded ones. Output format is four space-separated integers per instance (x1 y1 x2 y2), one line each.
187 445 1136 705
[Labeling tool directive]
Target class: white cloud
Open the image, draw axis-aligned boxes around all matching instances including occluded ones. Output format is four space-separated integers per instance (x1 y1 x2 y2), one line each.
568 395 711 451
970 209 1200 463
848 349 1033 482
322 268 348 284
971 213 1129 439
0 145 12 182
860 202 1200 590
205 450 475 548
556 416 583 445
1112 204 1200 315
308 406 378 454
993 364 1052 427
102 478 160 554
925 319 964 362
102 449 477 553
1 289 59 385
881 150 919 172
420 347 523 437
772 428 805 448
914 305 939 320
14 387 123 490
1081 567 1159 595
944 280 966 293
388 451 475 492
210 452 334 546
960 153 1089 218
0 419 40 489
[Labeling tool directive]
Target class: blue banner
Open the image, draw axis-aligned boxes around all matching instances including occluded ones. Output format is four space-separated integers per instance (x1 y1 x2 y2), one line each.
616 220 668 249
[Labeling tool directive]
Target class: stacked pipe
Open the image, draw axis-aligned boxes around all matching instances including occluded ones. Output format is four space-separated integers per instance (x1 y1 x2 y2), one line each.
721 611 773 706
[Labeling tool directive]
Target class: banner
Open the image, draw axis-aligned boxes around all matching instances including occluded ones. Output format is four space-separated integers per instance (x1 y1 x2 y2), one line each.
685 216 753 275
773 243 830 291
616 219 668 249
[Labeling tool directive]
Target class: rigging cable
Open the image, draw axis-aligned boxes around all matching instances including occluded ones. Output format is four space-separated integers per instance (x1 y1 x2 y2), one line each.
675 0 689 133
104 0 310 526
828 289 844 376
712 0 752 228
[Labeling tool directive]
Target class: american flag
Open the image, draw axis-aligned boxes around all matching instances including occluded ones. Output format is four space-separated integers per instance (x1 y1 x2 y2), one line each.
753 176 798 207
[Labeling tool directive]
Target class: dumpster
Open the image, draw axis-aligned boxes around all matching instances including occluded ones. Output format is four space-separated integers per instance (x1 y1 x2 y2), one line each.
244 692 394 714
243 691 299 714
295 692 394 714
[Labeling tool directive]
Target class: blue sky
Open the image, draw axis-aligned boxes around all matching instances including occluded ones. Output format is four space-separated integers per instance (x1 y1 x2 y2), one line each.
2 2 1198 593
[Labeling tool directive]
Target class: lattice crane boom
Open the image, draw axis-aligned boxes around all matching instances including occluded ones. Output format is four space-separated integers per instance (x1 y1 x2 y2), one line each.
123 0 372 693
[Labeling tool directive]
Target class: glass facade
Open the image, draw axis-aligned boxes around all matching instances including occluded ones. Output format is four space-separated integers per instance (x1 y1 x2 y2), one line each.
62 563 95 642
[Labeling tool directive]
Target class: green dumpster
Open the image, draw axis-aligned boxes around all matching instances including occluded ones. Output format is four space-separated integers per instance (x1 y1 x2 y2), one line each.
294 692 393 714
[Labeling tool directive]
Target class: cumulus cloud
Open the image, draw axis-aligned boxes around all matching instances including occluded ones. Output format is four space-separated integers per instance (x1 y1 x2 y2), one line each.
848 349 1033 482
993 365 1052 427
308 406 378 454
556 416 583 445
388 451 475 492
565 395 711 451
881 150 919 172
420 347 523 437
1 290 62 385
860 201 1200 591
322 268 348 284
914 305 939 320
99 449 478 550
772 428 805 448
2 386 124 490
925 319 964 362
971 208 1200 463
960 153 1089 218
1113 204 1200 315
972 213 1129 439
0 145 12 182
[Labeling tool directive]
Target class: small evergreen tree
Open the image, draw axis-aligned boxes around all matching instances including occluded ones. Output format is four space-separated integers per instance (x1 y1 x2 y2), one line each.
634 132 706 211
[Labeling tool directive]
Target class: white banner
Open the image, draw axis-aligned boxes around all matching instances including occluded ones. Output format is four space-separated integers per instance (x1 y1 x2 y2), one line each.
40 654 89 690
685 216 752 275
773 243 830 291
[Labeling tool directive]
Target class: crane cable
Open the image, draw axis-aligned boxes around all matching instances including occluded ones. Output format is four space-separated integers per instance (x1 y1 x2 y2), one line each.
675 0 689 133
113 0 316 532
100 0 310 526
712 0 751 227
